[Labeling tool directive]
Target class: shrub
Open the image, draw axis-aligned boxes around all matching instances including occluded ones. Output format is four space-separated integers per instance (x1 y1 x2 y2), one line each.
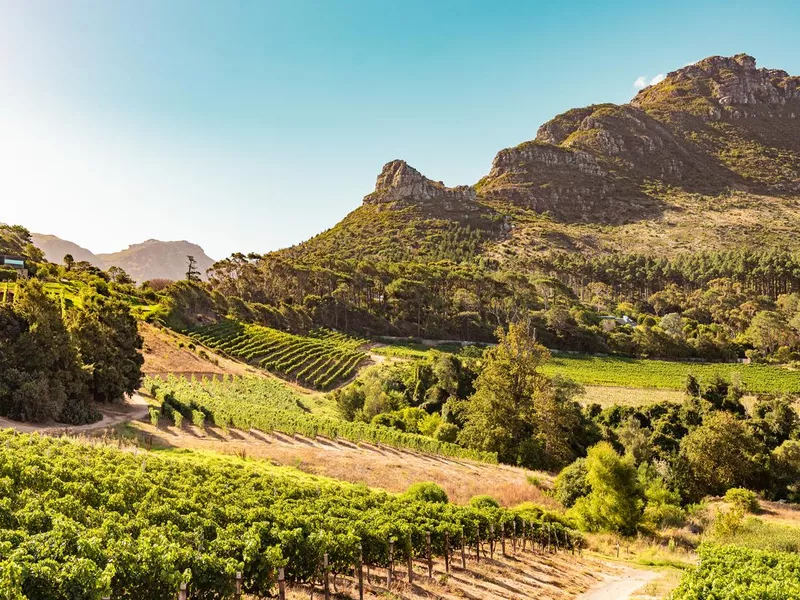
725 488 760 513
403 482 449 504
554 458 590 508
173 411 184 428
469 495 500 510
433 422 458 443
149 407 160 427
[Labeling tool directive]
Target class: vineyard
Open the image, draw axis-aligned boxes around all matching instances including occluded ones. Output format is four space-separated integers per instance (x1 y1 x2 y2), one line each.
0 431 579 599
670 544 800 599
147 375 497 463
542 353 800 394
188 320 368 390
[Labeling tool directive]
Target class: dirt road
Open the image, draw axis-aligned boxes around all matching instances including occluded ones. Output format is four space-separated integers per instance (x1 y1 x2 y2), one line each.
0 394 150 434
577 565 659 600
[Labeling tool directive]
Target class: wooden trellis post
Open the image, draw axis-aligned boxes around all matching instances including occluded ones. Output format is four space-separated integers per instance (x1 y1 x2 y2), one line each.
278 567 286 600
426 531 433 578
407 537 414 584
521 521 526 552
489 523 495 559
323 553 330 600
460 528 466 569
388 541 394 589
512 520 517 553
358 545 364 600
444 532 450 573
475 524 480 563
501 522 506 556
235 571 243 600
178 583 187 600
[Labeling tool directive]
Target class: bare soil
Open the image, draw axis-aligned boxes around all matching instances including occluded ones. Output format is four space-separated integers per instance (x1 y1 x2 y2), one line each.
126 420 559 508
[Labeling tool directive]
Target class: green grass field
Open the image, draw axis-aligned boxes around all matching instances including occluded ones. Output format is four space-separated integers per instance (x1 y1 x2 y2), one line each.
375 341 800 395
543 353 800 395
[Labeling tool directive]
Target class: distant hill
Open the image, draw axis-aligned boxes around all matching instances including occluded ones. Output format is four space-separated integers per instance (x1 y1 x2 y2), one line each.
280 54 800 265
31 234 214 282
98 240 215 283
31 234 103 267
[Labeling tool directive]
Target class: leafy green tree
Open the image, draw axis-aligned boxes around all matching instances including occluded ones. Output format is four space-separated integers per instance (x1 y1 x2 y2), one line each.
459 323 587 469
617 416 653 465
680 412 765 497
68 295 143 403
746 311 794 354
0 282 91 423
570 442 643 535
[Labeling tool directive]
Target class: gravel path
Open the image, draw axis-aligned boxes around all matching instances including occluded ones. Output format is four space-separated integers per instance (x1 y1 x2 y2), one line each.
577 565 659 600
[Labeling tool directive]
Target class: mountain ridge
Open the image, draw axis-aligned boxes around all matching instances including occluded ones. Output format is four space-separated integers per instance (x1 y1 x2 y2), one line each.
279 53 800 265
31 234 215 282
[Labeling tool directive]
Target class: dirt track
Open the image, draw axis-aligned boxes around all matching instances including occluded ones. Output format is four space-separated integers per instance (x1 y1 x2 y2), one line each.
0 394 151 434
577 565 660 600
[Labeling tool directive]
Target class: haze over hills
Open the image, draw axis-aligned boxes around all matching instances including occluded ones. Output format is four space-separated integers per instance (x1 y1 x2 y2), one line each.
31 233 214 282
279 54 800 266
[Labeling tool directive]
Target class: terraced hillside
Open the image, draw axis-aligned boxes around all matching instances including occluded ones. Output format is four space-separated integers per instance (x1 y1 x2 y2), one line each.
188 320 368 390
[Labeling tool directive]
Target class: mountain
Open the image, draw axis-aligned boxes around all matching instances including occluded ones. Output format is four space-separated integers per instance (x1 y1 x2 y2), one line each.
31 234 215 282
282 54 800 265
99 240 215 283
31 233 103 267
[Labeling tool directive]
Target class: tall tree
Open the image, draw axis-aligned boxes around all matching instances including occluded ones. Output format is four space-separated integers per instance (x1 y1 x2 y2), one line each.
458 322 587 468
186 255 201 282
68 295 144 403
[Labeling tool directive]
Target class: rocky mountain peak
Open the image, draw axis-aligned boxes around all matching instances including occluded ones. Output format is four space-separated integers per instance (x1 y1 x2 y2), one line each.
631 54 800 117
363 160 476 207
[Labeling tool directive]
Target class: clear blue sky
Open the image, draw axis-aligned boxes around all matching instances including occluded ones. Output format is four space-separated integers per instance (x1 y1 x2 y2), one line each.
1 0 798 259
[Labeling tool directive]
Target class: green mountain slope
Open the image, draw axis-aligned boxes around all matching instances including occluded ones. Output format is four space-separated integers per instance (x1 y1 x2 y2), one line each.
280 54 800 266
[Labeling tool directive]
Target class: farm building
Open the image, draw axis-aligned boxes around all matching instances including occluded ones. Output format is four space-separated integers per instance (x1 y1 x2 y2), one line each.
0 255 28 278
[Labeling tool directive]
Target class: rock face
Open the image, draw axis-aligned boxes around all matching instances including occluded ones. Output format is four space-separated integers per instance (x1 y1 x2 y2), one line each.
363 160 477 210
478 53 800 221
633 54 800 115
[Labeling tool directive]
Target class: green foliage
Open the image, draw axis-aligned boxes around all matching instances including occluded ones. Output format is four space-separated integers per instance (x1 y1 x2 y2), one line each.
0 282 96 424
570 442 643 535
67 294 143 403
402 482 449 504
542 354 800 395
468 495 500 510
670 544 800 600
680 412 765 498
725 488 760 514
553 458 590 508
459 323 588 469
189 320 367 390
0 431 576 599
149 375 497 462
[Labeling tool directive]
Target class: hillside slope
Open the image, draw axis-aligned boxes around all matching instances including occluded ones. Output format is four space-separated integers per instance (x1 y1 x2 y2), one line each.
279 54 800 265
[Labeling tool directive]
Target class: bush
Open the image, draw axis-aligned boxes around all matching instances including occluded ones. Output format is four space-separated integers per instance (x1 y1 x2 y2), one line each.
403 482 449 504
173 411 184 428
469 495 500 509
725 488 760 513
554 458 590 508
433 422 459 443
149 407 160 427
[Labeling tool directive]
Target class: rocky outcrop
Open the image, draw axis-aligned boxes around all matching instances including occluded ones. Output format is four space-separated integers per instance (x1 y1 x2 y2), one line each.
479 54 800 220
363 160 477 210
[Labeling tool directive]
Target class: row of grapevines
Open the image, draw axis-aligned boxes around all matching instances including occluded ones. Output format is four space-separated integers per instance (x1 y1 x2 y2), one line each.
187 320 368 390
0 431 578 599
670 544 800 599
148 374 498 463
